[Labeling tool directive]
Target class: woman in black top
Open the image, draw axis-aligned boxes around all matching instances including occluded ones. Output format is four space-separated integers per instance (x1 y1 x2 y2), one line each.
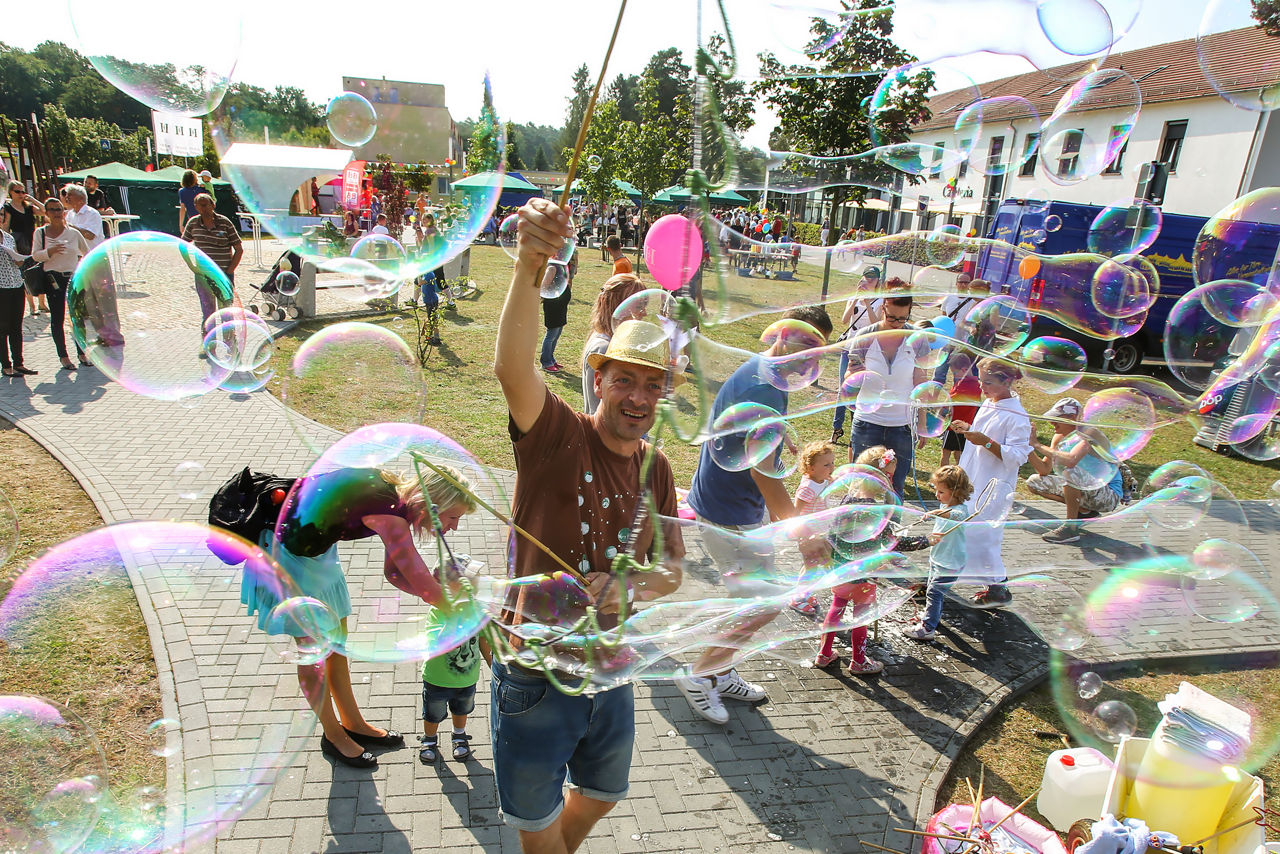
244 465 476 768
2 181 46 316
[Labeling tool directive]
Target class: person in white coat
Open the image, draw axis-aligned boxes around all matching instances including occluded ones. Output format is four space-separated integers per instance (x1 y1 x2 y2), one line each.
950 357 1032 608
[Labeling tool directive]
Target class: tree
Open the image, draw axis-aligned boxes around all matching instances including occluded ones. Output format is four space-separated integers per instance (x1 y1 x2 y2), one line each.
562 99 627 210
753 0 929 240
467 83 503 172
1254 0 1280 35
623 74 686 203
642 48 692 118
558 64 592 169
607 73 641 123
533 145 550 171
505 121 524 170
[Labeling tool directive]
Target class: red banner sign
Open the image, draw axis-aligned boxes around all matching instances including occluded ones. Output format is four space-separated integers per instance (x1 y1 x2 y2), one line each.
342 160 365 210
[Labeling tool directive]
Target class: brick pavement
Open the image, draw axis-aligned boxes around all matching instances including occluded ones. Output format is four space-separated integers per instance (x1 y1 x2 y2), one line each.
3 287 1279 853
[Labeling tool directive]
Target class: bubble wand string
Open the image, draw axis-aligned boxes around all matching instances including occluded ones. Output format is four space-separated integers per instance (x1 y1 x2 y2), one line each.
409 453 586 584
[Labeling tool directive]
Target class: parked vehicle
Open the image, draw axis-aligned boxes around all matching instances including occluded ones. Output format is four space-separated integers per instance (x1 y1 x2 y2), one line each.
969 199 1211 373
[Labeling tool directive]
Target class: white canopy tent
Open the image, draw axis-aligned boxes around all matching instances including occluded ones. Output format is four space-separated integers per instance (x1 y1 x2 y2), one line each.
218 143 354 218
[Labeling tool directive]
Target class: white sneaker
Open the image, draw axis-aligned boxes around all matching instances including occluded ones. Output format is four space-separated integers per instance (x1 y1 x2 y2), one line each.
676 674 728 724
905 623 937 641
714 670 767 704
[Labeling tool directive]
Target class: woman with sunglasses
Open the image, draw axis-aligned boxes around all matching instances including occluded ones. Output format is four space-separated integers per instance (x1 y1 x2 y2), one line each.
30 197 91 370
2 181 47 317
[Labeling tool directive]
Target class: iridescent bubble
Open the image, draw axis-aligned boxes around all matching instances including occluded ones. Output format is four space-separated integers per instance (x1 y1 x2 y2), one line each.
0 523 314 853
0 696 106 854
764 1 869 58
0 490 16 568
275 271 301 298
1184 570 1269 624
925 224 965 267
1197 0 1280 112
709 403 788 472
499 212 575 265
1163 287 1240 390
167 461 207 502
351 233 409 279
1040 69 1141 185
69 232 242 401
541 261 570 300
1077 671 1103 700
1088 199 1163 256
1198 280 1279 328
870 60 981 150
147 718 180 758
283 323 426 452
956 96 1040 176
1193 188 1280 287
325 92 378 147
266 597 339 666
1091 257 1152 320
1036 0 1115 56
273 423 506 664
1045 214 1063 232
213 75 503 279
203 317 274 373
1052 430 1118 491
759 319 826 392
587 154 603 173
1021 337 1087 394
1092 700 1137 743
961 295 1031 356
69 0 240 115
752 421 801 480
1188 539 1264 582
1083 387 1155 460
909 381 952 438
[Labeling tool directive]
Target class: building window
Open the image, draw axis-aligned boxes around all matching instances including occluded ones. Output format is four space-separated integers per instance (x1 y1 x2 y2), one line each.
1159 120 1188 173
390 88 399 104
1019 133 1040 177
1057 129 1084 178
987 135 1005 173
371 87 381 103
957 138 971 179
1103 125 1129 174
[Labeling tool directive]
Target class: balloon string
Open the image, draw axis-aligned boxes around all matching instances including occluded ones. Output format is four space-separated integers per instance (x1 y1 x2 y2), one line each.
410 454 586 583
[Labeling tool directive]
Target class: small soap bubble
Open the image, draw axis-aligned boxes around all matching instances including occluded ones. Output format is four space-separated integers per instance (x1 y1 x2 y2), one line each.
1091 700 1137 742
168 461 207 502
1077 671 1103 700
1044 214 1063 232
148 718 181 758
587 155 604 173
275 271 301 298
326 92 378 147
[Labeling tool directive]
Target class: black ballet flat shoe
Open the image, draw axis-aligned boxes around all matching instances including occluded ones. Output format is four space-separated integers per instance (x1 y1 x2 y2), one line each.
344 727 405 749
320 735 378 768
15 366 37 375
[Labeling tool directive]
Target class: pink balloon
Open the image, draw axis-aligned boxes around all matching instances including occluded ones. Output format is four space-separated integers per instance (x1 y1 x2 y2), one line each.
643 214 703 292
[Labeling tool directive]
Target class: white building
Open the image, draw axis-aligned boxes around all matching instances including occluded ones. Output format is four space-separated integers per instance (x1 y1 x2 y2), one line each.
893 26 1280 235
340 76 462 170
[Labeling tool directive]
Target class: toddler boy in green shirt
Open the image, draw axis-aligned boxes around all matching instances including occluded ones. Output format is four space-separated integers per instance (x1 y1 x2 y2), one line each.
419 602 491 763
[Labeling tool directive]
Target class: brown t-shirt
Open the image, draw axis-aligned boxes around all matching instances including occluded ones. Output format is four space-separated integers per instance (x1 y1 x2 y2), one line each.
505 389 679 655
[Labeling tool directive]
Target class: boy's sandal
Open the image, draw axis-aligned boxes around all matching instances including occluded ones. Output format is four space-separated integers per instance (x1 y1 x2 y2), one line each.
418 737 439 764
451 733 472 761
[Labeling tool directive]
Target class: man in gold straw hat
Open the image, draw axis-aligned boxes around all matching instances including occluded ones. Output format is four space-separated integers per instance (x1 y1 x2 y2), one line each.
493 197 684 854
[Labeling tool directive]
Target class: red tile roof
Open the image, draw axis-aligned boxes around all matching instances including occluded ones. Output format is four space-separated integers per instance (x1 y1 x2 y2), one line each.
912 27 1280 132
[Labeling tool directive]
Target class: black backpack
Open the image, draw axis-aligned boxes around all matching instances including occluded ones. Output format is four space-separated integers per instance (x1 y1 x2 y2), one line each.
207 467 297 564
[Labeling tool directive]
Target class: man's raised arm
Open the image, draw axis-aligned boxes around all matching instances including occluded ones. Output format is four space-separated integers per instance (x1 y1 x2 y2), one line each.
493 199 574 434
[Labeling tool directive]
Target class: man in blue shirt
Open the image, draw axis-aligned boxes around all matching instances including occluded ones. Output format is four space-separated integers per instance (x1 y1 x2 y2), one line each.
680 304 833 723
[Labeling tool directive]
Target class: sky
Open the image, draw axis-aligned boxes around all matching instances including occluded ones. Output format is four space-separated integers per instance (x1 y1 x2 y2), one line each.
12 0 1258 152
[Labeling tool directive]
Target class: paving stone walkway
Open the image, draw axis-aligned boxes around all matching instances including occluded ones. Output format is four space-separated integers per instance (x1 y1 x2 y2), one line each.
3 297 1279 854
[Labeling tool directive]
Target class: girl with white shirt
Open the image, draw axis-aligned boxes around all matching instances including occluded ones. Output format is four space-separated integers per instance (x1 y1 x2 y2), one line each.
0 227 32 376
30 197 91 370
830 267 883 443
952 357 1034 608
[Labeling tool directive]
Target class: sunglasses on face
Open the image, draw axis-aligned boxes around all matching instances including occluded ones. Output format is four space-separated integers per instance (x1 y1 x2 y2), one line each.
884 312 910 323
46 206 64 212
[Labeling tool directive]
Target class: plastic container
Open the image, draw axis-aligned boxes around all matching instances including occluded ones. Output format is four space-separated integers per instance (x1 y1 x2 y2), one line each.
1126 722 1238 844
1037 747 1114 832
1106 738 1263 854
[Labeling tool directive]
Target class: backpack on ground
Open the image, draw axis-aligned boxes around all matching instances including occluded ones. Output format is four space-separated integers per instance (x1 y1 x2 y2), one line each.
207 467 297 564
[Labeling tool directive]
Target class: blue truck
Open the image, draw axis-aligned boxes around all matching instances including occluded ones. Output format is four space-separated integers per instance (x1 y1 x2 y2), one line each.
969 198 1210 373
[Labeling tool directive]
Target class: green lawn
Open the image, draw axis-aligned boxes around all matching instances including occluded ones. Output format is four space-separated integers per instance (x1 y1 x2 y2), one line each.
265 244 1280 499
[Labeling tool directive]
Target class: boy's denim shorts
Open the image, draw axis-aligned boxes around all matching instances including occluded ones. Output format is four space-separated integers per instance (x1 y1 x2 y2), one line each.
422 681 477 724
490 660 634 831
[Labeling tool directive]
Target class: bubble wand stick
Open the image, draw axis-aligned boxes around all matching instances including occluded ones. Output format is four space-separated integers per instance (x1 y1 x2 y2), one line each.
530 0 629 288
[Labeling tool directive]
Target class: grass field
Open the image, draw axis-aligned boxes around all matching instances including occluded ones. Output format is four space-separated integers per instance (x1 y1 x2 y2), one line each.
0 421 165 819
266 243 1280 499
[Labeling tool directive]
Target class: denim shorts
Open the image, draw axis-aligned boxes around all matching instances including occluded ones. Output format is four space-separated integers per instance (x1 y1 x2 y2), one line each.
422 681 476 724
490 660 634 832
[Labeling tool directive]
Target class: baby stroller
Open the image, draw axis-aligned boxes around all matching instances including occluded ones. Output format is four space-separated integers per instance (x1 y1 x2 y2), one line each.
247 250 303 321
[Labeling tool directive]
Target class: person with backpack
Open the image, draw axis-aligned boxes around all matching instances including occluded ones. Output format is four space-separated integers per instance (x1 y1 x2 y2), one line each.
222 464 476 769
